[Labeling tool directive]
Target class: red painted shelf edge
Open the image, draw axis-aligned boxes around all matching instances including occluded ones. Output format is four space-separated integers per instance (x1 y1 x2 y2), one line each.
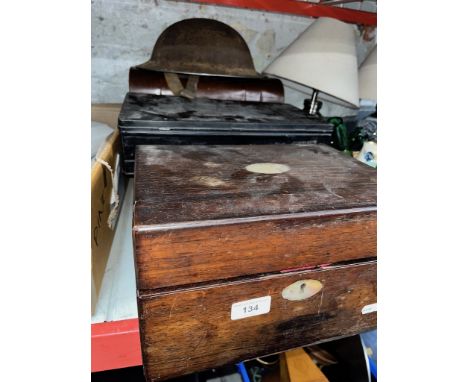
91 318 142 372
176 0 377 26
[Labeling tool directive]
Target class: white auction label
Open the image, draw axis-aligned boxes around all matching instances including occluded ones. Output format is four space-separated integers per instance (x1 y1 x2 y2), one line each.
362 303 377 314
231 296 271 320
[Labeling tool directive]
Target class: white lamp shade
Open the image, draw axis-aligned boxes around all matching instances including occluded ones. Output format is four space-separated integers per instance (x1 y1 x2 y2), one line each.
359 45 377 102
263 17 359 108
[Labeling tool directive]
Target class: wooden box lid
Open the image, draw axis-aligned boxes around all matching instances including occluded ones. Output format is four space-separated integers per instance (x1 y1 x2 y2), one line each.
133 144 376 290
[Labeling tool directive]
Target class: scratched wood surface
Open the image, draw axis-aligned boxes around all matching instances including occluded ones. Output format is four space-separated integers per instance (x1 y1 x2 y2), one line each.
133 144 377 381
133 144 376 290
138 261 377 381
134 144 377 226
134 211 376 290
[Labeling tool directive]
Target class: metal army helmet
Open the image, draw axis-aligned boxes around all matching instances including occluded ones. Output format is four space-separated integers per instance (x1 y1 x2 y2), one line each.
137 18 258 77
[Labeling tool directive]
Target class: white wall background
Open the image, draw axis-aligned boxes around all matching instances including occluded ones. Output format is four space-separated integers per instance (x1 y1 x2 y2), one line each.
92 0 376 116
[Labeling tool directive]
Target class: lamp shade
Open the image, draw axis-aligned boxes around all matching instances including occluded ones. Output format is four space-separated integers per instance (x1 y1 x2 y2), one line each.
359 45 377 102
263 17 359 108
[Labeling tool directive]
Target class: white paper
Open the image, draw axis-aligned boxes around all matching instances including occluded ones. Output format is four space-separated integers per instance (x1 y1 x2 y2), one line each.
231 296 271 320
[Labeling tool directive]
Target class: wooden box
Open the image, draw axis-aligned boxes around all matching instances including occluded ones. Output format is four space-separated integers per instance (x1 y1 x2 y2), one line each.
133 144 377 381
118 93 333 175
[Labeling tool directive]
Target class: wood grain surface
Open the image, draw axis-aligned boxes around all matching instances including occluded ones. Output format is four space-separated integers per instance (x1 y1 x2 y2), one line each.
133 144 377 381
133 144 376 226
138 261 377 381
134 210 376 290
133 144 376 289
284 348 329 382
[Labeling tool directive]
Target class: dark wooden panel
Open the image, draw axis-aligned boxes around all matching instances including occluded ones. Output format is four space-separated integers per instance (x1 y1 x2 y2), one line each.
138 261 377 381
119 94 330 130
128 67 285 103
134 210 376 290
133 144 376 227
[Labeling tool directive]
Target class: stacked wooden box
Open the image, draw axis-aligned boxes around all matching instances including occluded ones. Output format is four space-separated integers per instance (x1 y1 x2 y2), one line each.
132 143 376 381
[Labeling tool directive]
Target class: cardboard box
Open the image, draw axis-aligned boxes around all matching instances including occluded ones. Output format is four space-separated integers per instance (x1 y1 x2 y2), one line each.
92 103 122 130
91 104 122 314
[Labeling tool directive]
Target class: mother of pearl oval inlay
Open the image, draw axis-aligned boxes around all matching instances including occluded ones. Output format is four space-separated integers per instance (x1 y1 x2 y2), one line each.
281 280 323 301
245 163 290 174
